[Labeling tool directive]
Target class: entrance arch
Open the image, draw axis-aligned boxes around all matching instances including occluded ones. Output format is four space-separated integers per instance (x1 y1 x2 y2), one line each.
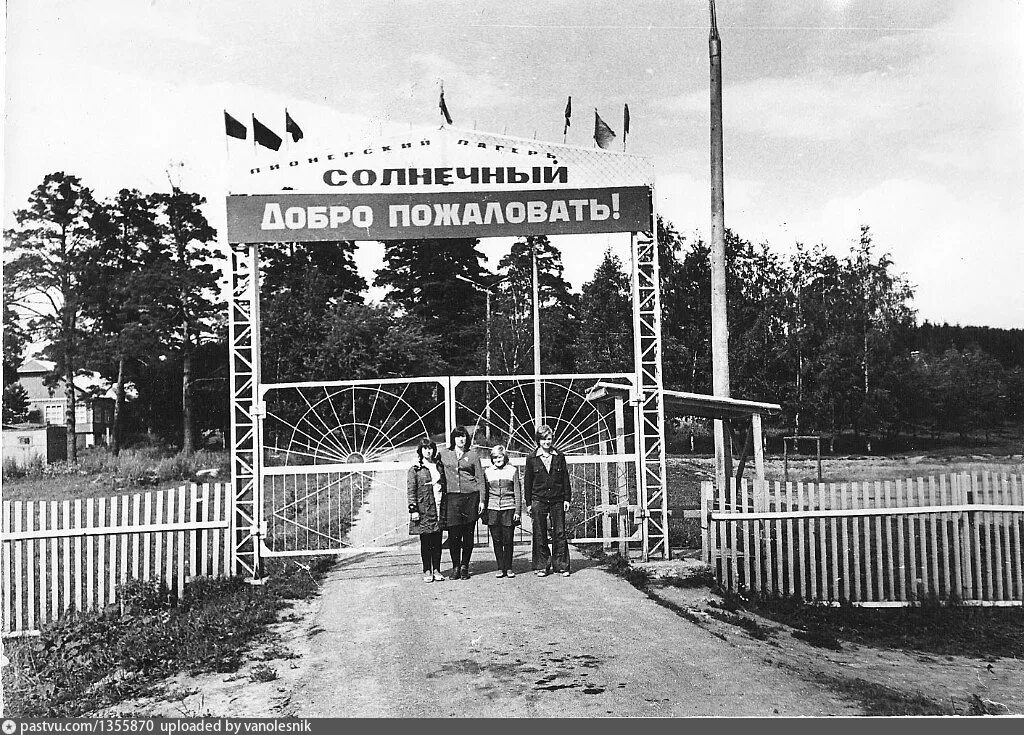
225 126 668 576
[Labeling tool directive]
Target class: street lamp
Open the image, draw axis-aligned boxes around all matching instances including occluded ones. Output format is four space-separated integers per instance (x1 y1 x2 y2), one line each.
456 273 499 438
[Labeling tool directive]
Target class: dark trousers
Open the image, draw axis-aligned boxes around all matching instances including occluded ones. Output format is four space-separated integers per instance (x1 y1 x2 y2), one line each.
419 531 442 572
447 523 475 569
489 524 515 571
531 499 569 573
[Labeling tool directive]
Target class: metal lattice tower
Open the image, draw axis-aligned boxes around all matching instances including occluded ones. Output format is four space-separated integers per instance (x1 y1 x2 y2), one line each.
632 232 669 560
228 242 263 578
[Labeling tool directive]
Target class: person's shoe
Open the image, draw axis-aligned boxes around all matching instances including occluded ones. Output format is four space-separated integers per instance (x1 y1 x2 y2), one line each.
506 570 516 578
423 572 434 583
460 567 471 580
534 570 549 577
495 570 506 578
432 570 446 582
560 571 571 578
453 566 462 579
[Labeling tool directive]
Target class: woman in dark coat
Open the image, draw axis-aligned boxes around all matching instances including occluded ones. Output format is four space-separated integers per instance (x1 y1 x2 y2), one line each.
408 437 447 582
437 426 486 579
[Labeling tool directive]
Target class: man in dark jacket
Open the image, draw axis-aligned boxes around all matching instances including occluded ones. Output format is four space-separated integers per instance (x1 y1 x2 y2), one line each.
524 424 572 576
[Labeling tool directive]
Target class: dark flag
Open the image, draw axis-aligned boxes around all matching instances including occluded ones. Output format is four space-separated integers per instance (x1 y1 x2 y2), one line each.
594 109 616 149
224 111 246 140
563 96 572 136
252 115 282 151
439 88 453 125
285 110 304 143
624 104 630 140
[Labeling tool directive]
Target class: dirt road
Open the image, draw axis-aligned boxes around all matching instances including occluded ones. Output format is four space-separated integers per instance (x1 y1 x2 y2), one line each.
284 545 858 717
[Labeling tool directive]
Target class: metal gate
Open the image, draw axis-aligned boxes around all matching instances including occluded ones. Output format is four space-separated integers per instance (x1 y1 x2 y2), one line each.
259 377 449 555
257 373 640 557
454 374 640 550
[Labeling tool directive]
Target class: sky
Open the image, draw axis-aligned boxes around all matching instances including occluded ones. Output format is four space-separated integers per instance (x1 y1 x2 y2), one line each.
4 0 1023 328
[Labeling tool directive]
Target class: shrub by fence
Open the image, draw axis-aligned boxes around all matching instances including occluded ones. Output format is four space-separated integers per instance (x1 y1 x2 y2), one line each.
1 483 233 635
701 472 1023 606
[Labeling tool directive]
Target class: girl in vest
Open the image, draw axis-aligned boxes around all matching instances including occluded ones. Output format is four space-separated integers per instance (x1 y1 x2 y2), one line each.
482 444 522 578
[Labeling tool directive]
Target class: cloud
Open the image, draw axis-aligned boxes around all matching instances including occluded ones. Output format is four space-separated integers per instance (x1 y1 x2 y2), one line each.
403 52 524 111
3 52 392 229
662 2 1023 153
667 71 898 142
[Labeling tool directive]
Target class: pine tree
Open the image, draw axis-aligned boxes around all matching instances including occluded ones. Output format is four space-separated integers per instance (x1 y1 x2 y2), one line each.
575 248 632 373
261 241 367 382
493 235 577 375
4 172 100 461
79 189 163 453
2 383 30 424
374 237 488 375
147 188 221 454
3 281 28 386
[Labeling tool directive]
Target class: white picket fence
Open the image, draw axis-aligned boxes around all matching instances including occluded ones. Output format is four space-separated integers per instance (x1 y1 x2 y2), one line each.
1 483 233 635
702 472 1024 606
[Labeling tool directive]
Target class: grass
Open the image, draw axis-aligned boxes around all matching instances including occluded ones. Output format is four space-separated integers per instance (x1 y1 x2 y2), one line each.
822 677 954 716
725 589 1024 659
2 447 232 501
1 556 333 717
601 550 1020 716
248 664 279 683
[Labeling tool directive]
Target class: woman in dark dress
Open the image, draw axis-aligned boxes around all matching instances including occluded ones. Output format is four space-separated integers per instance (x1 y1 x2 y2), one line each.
437 426 486 579
407 437 447 582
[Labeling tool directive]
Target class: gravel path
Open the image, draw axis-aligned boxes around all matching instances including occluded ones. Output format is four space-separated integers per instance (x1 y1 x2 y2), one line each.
286 546 858 717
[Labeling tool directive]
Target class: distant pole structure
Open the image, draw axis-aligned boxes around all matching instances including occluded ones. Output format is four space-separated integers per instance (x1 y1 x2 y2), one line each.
456 274 497 438
709 0 733 492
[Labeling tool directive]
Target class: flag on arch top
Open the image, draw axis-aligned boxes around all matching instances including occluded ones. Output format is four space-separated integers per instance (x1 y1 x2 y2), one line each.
285 110 304 143
594 109 616 149
563 96 572 135
252 115 282 151
439 88 453 125
224 111 246 140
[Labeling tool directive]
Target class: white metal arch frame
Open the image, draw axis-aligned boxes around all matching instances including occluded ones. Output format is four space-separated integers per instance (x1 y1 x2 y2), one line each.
226 128 669 577
227 235 669 576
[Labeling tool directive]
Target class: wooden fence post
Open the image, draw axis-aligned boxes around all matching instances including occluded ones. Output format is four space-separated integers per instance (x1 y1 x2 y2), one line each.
700 481 710 564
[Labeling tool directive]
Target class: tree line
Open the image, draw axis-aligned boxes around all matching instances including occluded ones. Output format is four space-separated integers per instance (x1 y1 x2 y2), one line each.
4 171 1021 460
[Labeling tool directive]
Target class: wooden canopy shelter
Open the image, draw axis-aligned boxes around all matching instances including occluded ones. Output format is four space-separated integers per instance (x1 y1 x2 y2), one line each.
586 382 781 485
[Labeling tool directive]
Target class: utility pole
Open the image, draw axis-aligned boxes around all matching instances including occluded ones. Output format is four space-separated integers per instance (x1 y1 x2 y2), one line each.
709 0 733 492
532 242 543 428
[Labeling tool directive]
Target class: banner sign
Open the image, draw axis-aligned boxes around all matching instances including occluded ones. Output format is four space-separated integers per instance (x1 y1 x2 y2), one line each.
226 186 652 243
229 127 655 195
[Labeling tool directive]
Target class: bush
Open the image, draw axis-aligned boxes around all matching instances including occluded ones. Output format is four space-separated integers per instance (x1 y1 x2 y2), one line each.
6 447 232 489
249 664 278 683
118 579 173 613
2 454 45 479
4 557 335 717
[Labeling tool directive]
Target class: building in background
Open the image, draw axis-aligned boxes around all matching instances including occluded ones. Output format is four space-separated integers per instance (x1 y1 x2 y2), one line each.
17 359 115 448
2 423 68 466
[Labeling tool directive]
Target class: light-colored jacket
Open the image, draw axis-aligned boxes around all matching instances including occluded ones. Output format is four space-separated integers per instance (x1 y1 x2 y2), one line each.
483 463 523 514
